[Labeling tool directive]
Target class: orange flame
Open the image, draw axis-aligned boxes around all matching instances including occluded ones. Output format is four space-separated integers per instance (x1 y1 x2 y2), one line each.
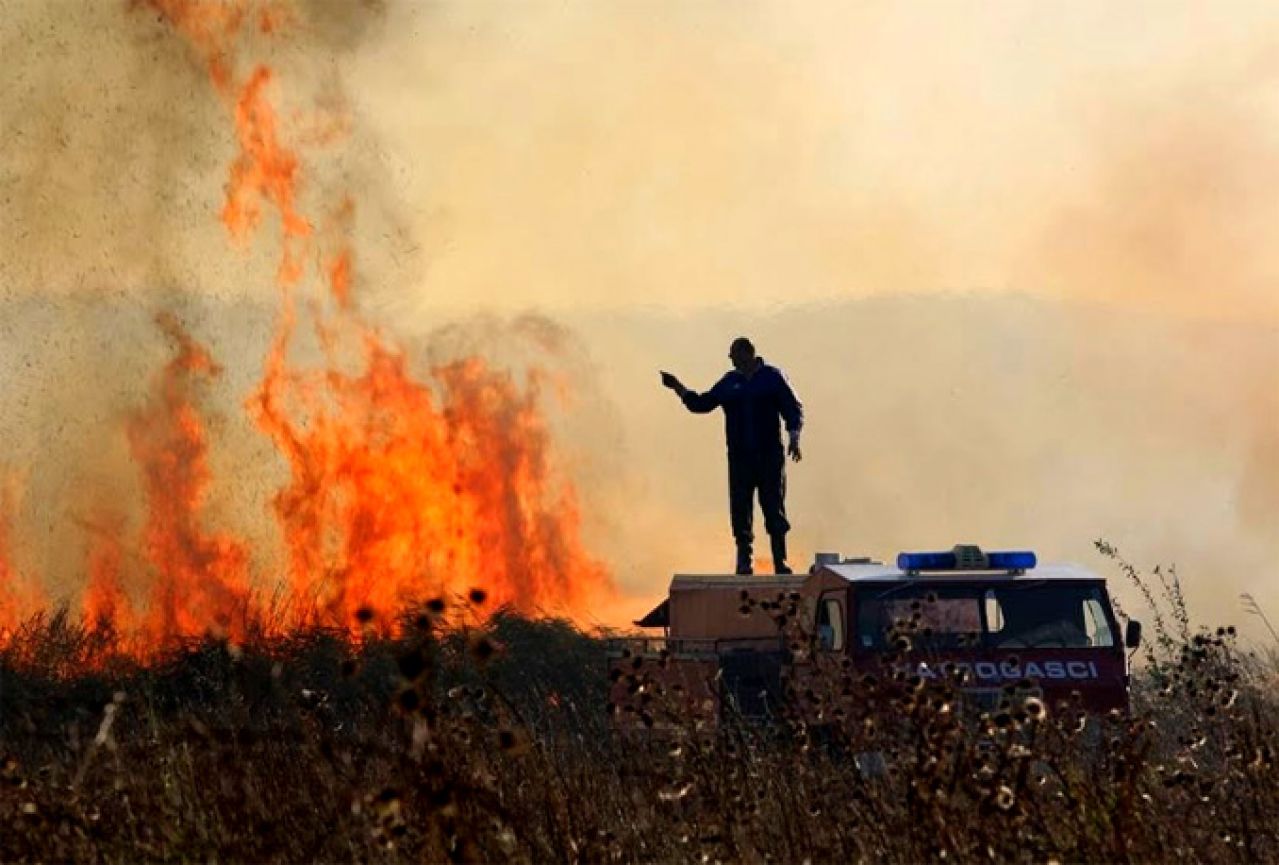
224 65 312 284
143 1 310 280
82 511 131 633
125 313 253 642
254 336 611 628
0 483 46 633
327 247 353 309
0 0 615 658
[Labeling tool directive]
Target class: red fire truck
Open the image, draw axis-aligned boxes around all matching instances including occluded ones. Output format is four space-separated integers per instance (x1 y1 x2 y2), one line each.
610 545 1142 725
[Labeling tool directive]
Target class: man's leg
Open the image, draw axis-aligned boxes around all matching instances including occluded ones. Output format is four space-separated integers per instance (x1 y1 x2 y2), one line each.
759 451 791 574
728 455 756 574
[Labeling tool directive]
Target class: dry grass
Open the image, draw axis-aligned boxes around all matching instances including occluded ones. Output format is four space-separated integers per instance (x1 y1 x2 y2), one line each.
1 557 1277 863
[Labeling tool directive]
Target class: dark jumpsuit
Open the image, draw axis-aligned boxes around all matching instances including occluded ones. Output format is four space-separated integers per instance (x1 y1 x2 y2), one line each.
680 361 804 549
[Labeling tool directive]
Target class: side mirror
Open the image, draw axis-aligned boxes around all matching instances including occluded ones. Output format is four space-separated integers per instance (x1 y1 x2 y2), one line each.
1124 619 1143 649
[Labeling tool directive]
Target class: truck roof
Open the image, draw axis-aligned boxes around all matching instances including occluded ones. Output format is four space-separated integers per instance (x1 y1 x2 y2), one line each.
670 561 1104 589
819 560 1103 582
670 573 807 589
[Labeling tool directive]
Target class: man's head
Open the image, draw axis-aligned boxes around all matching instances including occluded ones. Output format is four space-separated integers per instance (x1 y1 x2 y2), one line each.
729 337 757 373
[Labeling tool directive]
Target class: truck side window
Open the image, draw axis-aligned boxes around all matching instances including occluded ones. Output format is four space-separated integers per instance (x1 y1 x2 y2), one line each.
817 598 844 651
1083 597 1115 647
984 590 1004 633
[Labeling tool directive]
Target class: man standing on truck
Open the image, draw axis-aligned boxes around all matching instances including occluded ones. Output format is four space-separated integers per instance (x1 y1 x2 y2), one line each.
660 337 804 575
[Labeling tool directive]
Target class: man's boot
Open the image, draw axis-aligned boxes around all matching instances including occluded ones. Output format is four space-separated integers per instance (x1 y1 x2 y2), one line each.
770 534 793 575
735 542 754 575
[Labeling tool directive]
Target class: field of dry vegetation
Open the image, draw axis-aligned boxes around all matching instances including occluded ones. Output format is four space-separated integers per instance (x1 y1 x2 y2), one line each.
1 555 1277 864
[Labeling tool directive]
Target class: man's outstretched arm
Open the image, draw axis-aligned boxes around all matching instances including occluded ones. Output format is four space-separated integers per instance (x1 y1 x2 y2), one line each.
660 371 721 414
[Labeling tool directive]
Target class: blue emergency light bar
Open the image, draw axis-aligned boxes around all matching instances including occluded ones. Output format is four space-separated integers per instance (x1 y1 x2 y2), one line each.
897 548 1037 573
986 551 1037 571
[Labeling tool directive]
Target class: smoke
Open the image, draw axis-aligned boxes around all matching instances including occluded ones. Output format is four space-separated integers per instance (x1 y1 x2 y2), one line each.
2 2 219 300
0 1 1276 638
346 1 1279 322
340 1 1279 632
0 0 416 304
0 0 598 623
561 299 1277 633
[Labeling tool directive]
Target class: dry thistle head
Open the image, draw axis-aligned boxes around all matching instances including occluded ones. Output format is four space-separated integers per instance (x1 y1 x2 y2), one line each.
395 687 422 714
396 647 428 682
496 726 533 756
469 635 497 664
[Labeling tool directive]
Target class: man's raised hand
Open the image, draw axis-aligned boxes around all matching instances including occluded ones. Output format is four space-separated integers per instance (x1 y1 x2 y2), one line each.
660 371 686 396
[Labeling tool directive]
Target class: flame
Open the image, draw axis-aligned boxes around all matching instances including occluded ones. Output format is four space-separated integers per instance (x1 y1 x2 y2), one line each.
0 0 614 658
255 337 611 628
0 482 46 634
142 1 310 278
327 247 353 309
138 0 252 91
82 511 131 632
224 65 311 284
126 313 253 642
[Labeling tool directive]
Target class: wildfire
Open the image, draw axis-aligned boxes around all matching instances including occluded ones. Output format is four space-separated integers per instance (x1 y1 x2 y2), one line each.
256 338 609 629
0 483 46 635
82 511 130 634
124 312 253 643
0 0 613 659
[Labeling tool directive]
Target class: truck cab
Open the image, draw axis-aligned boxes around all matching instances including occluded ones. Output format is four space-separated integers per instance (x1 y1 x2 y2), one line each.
814 547 1138 712
611 545 1139 725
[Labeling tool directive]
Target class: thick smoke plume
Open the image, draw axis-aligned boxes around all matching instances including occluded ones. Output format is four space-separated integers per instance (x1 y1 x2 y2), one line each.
344 1 1278 634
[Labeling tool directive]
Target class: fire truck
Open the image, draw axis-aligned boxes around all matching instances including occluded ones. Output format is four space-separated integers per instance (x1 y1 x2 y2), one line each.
609 545 1142 725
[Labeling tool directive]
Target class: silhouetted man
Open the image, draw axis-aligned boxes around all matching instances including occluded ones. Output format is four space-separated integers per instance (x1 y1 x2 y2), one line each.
661 337 803 575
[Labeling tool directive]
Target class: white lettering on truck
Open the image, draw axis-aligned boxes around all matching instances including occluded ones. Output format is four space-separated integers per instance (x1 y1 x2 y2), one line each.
899 660 1101 681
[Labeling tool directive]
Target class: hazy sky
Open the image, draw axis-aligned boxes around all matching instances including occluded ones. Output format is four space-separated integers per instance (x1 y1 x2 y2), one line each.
9 1 1279 322
342 1 1279 323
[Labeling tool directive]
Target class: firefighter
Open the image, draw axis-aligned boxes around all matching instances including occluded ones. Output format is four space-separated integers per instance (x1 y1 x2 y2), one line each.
661 337 804 575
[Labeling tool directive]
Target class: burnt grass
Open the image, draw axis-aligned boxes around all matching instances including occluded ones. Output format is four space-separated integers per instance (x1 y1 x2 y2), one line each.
2 576 1279 862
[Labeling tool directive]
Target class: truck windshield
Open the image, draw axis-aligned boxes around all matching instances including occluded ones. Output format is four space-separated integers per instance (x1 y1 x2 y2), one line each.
855 582 1116 651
